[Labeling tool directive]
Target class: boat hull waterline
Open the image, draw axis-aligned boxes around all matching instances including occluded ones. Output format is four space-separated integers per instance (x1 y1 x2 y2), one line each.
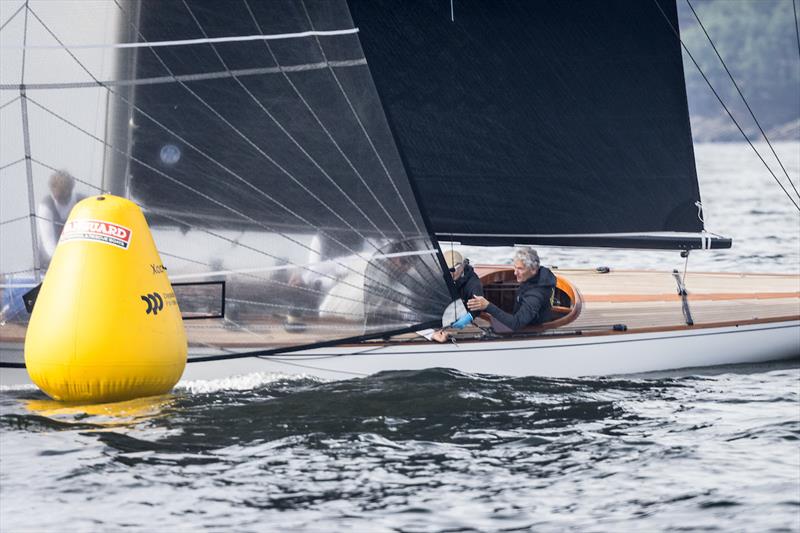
2 320 797 386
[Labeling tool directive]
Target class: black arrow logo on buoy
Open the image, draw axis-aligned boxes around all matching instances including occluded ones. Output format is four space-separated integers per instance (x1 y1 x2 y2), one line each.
141 292 164 315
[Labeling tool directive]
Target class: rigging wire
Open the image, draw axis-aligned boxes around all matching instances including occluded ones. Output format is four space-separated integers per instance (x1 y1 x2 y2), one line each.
18 1 42 282
652 0 800 213
0 95 21 111
298 0 424 237
242 0 408 240
181 1 392 245
297 0 445 290
685 0 799 201
0 157 25 172
26 95 444 315
0 1 24 32
29 156 105 193
794 0 800 59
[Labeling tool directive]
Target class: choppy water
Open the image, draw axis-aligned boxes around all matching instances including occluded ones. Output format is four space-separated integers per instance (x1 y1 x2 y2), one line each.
1 364 799 532
1 143 799 532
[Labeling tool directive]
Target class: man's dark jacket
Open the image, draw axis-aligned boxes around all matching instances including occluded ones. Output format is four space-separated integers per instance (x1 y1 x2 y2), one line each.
455 264 483 317
486 266 556 331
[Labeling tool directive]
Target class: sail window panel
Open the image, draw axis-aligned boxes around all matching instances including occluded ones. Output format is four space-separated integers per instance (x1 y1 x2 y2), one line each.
0 217 34 278
172 281 224 320
349 0 704 242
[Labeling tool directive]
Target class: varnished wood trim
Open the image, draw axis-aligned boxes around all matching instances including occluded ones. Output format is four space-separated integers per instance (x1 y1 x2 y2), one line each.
584 292 800 303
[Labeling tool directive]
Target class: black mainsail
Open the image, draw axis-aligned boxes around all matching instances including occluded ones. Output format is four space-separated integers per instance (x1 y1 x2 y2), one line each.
348 0 731 250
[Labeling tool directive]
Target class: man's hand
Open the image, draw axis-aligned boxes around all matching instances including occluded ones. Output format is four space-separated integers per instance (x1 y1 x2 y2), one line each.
431 330 450 343
467 296 489 312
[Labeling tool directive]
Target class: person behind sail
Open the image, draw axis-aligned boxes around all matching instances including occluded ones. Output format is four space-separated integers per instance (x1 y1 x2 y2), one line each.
36 170 85 268
467 247 556 332
430 250 483 342
444 250 483 321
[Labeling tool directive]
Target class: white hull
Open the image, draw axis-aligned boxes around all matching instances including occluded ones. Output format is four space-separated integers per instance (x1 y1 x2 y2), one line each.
4 320 798 387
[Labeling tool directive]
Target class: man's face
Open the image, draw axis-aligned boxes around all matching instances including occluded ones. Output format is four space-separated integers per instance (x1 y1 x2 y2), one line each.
53 183 73 204
513 260 537 283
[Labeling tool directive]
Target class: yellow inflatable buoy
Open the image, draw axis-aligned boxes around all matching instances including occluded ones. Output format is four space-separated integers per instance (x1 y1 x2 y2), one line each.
24 195 187 402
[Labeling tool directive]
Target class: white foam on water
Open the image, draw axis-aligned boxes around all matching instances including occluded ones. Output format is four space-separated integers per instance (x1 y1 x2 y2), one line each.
0 383 38 392
176 371 326 394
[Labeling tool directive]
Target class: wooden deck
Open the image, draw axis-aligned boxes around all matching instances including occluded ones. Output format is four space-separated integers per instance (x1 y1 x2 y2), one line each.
552 269 799 332
1 269 798 353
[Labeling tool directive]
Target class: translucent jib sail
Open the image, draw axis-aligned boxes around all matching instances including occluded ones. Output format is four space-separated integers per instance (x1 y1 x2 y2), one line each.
0 0 452 364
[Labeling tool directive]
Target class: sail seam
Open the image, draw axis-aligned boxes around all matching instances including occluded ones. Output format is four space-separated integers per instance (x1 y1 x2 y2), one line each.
12 29 360 50
0 61 368 91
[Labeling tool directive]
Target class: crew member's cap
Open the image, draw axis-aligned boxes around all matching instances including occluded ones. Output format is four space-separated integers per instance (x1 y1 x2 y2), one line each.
443 250 464 270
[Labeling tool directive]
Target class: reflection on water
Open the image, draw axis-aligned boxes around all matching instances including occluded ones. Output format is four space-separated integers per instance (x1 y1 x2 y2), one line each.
23 395 176 426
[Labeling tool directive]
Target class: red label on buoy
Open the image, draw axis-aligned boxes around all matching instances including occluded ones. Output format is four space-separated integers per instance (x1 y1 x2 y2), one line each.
60 219 132 249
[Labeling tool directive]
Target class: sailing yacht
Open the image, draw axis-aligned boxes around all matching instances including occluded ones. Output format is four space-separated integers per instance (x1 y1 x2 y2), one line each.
0 0 797 387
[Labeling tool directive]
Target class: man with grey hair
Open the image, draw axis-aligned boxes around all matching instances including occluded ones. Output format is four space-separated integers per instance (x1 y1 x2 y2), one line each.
36 170 85 267
467 247 556 332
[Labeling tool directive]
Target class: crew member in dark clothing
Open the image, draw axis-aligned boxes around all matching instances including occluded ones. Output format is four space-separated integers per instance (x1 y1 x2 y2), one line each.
444 250 483 317
431 250 484 343
467 247 555 332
